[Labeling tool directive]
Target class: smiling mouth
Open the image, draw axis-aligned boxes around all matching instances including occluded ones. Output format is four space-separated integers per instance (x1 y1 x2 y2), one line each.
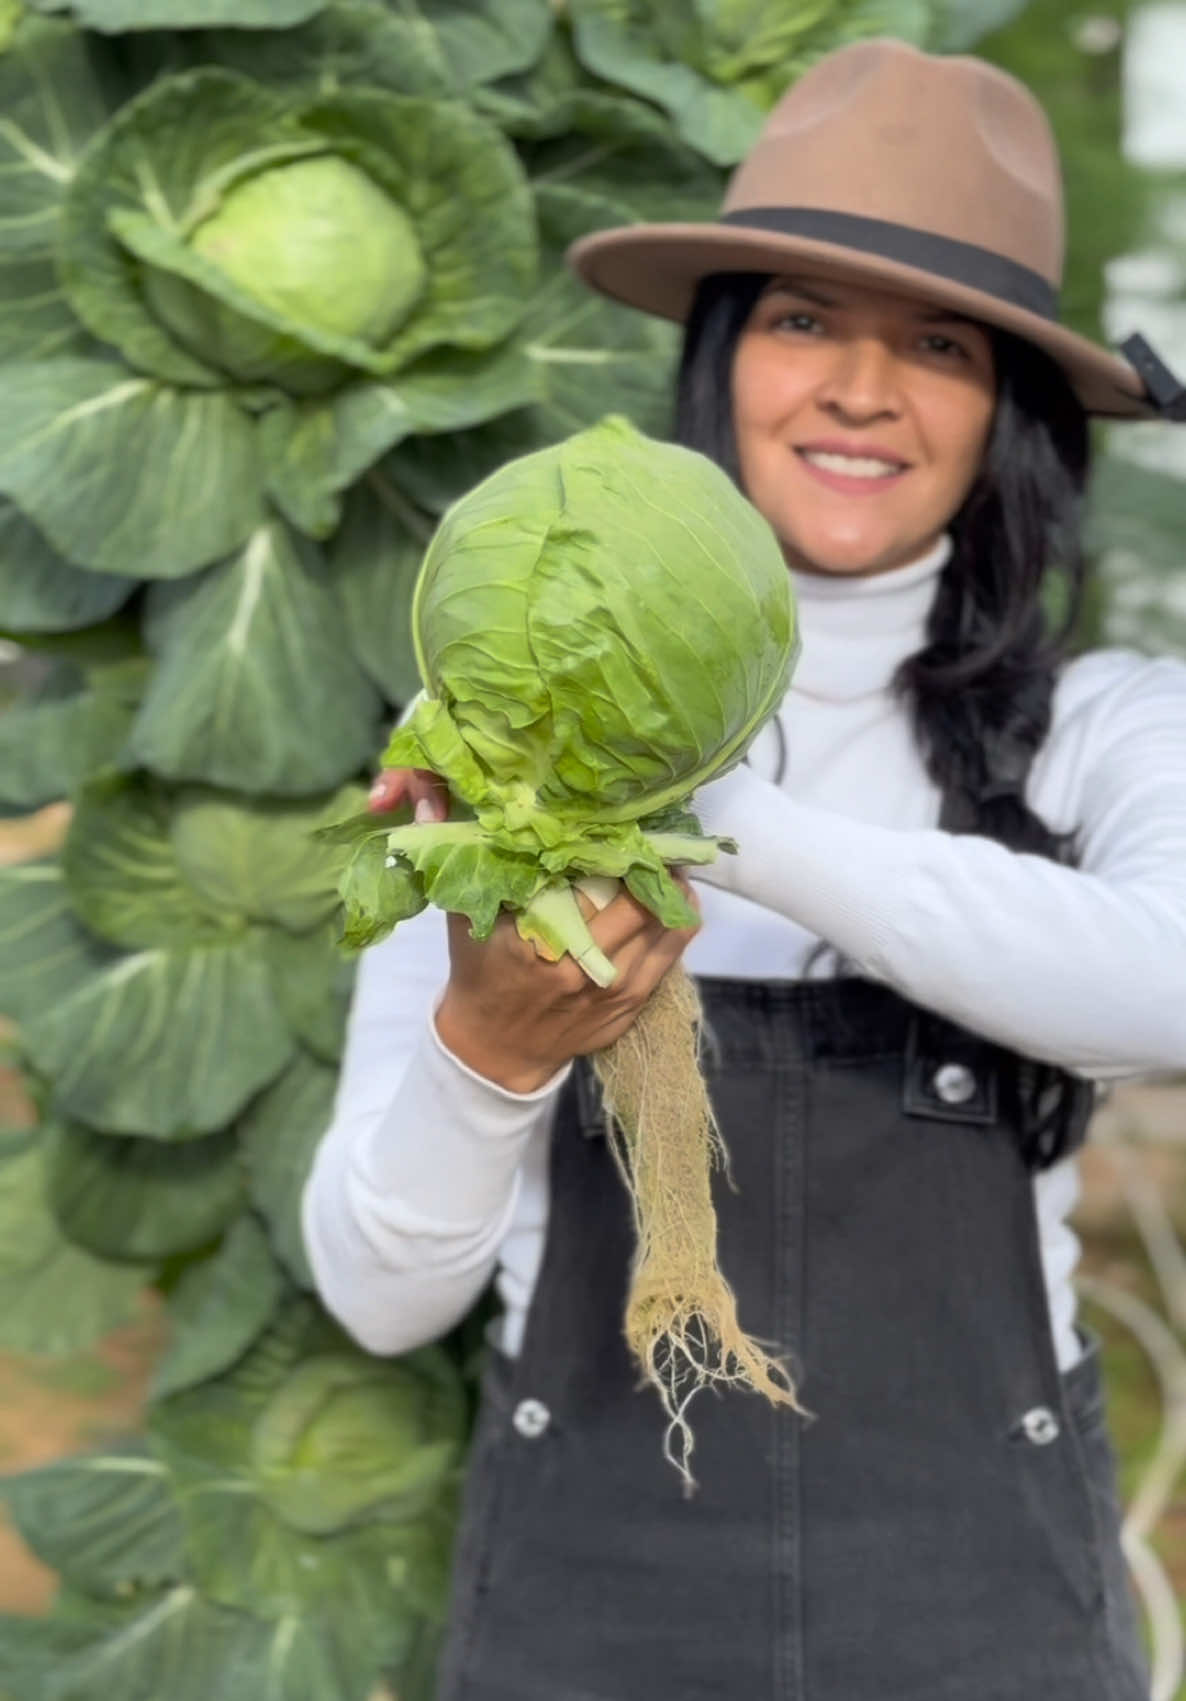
795 448 910 480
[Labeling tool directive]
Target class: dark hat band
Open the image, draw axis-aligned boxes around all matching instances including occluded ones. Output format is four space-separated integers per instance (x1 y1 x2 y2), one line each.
718 207 1060 321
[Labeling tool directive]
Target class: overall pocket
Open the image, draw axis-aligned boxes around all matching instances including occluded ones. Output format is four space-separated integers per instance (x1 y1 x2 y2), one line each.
1060 1326 1152 1696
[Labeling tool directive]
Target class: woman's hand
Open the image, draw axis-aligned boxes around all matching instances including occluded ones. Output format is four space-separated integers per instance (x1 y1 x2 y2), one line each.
437 886 700 1094
368 765 450 823
371 766 701 1093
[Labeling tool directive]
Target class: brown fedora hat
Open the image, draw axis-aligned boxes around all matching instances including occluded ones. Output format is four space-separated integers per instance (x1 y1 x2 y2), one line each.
568 39 1185 422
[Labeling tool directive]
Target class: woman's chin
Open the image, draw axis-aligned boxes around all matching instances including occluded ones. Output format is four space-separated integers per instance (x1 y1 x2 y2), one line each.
782 536 911 578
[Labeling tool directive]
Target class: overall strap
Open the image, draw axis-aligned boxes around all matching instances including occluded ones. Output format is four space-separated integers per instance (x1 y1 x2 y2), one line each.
937 784 1095 1169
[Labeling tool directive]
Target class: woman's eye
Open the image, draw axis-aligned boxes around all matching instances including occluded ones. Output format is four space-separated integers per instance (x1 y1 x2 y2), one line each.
773 311 820 334
921 332 966 358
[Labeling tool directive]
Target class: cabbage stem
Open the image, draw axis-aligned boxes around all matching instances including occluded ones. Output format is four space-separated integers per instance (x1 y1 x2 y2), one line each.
516 880 616 985
641 831 735 866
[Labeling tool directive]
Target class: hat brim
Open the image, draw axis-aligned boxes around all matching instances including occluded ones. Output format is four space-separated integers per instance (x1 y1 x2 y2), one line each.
567 222 1155 421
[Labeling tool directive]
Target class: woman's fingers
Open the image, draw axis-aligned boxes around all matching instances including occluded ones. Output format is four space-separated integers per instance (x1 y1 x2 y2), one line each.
587 878 700 957
367 766 450 819
367 769 408 813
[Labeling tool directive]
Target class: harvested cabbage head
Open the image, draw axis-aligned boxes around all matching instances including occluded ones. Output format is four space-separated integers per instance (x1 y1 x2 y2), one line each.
343 413 797 979
326 414 805 1488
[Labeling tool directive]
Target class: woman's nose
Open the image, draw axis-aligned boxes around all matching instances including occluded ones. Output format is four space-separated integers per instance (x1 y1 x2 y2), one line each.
815 338 903 420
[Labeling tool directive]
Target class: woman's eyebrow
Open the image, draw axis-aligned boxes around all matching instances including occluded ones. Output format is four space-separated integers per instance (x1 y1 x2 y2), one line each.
766 277 836 306
766 279 978 327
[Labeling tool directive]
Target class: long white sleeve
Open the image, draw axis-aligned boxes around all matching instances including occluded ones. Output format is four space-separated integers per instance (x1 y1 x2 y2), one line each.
300 903 570 1355
693 650 1186 1078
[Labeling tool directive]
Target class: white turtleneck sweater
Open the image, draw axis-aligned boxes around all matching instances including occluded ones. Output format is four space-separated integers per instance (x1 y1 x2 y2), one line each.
302 538 1186 1374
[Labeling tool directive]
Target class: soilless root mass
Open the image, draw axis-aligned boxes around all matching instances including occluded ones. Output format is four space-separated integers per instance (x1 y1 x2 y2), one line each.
594 961 810 1492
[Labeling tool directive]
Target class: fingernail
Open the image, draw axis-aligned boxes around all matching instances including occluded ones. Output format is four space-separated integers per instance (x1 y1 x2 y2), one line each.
414 798 438 825
368 780 387 803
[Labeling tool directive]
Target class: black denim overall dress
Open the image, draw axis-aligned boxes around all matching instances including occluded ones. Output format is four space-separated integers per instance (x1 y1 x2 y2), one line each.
434 787 1152 1701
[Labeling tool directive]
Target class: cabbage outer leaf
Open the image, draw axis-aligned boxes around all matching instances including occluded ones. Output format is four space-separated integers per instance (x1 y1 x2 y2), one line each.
44 1118 246 1263
0 1441 187 1598
23 937 294 1138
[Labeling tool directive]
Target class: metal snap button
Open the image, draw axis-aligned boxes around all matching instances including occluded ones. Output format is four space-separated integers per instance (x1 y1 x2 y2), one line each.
512 1398 551 1439
1020 1406 1061 1445
931 1062 978 1105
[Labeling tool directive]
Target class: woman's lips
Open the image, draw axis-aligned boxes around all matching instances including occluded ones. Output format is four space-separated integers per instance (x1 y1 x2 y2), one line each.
794 447 910 496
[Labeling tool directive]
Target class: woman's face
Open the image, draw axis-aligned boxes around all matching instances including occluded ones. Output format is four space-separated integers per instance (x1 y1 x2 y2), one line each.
731 272 997 577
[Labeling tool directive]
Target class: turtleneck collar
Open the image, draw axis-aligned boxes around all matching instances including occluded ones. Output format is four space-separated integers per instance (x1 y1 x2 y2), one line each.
788 533 952 701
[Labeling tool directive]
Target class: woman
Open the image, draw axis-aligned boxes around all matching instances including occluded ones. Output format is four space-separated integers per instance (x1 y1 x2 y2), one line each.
302 39 1186 1701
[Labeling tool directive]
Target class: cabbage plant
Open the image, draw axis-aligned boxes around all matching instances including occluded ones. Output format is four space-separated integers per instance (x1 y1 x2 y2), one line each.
565 0 1030 164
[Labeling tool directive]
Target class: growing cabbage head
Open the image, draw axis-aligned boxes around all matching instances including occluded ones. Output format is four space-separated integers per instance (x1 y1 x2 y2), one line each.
62 69 534 401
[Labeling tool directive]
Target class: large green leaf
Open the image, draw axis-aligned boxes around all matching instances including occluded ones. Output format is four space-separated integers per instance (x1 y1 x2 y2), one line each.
170 782 366 933
335 831 427 949
201 1 455 98
0 665 140 810
521 90 726 223
569 0 933 164
0 1136 146 1355
44 1118 245 1262
67 0 327 28
0 609 143 669
212 0 555 97
383 179 687 510
0 501 134 633
324 0 552 92
129 522 384 796
62 771 241 949
23 937 294 1137
0 248 96 365
0 1586 404 1701
568 0 772 164
262 925 356 1065
236 1050 340 1287
327 473 426 702
0 17 113 260
263 339 541 538
0 861 116 1028
382 407 546 517
0 1442 187 1598
0 362 266 576
472 19 589 136
0 1609 112 1699
150 1213 286 1400
522 184 685 438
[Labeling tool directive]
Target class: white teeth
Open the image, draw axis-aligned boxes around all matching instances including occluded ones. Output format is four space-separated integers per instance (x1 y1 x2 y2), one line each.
801 450 904 479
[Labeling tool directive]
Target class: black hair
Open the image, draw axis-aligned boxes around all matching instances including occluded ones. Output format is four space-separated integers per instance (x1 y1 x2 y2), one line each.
674 271 1091 857
674 272 1095 1168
